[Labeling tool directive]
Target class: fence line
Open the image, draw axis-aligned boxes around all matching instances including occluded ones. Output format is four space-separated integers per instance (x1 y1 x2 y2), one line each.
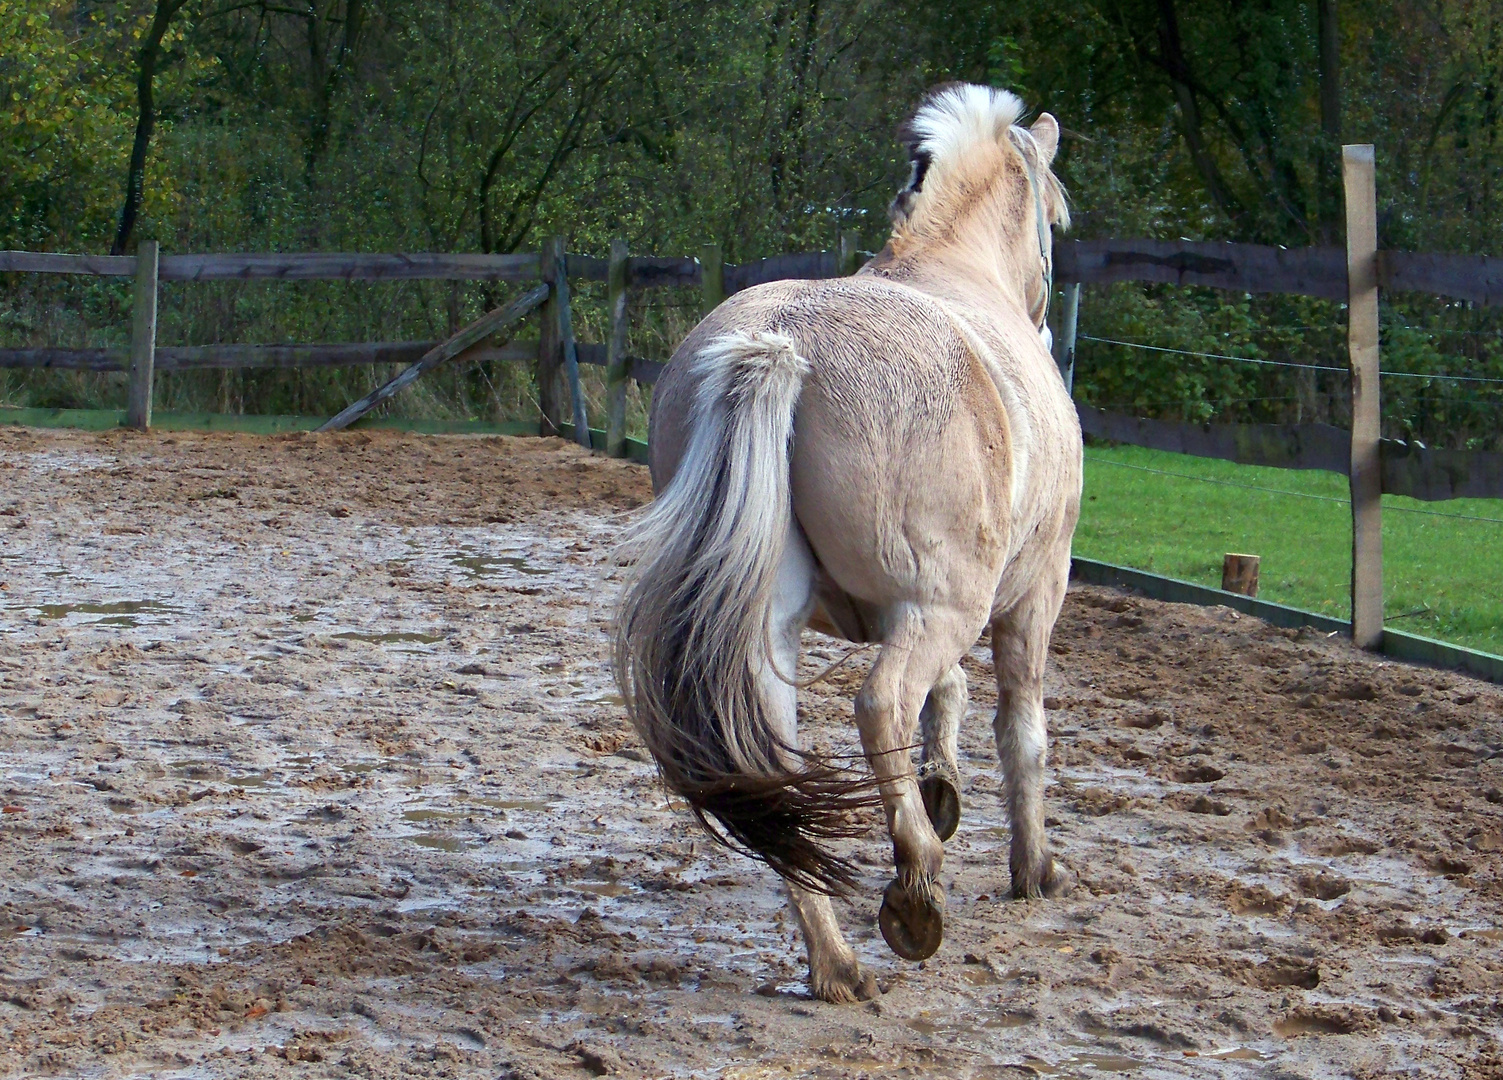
1080 334 1503 384
1054 237 1503 306
9 236 1500 302
2 199 1503 675
1078 335 1348 373
4 162 1502 665
5 234 1496 501
3 231 1500 500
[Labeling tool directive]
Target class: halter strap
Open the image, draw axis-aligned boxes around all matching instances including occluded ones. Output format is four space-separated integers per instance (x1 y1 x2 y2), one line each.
1020 146 1054 331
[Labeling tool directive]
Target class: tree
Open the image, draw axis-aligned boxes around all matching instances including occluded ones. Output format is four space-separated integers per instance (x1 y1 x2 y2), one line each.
112 0 190 254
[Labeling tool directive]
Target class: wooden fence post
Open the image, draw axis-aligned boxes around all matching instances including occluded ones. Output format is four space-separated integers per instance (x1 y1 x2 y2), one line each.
605 238 630 458
538 237 564 436
554 248 591 448
126 240 159 430
1057 281 1080 395
1343 144 1383 649
838 230 861 276
700 242 724 313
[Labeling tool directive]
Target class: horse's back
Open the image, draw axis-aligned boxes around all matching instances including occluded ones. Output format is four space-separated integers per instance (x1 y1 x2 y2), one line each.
650 277 993 480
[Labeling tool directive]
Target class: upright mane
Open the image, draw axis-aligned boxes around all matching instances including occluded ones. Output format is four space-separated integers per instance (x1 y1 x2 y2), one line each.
890 83 1069 238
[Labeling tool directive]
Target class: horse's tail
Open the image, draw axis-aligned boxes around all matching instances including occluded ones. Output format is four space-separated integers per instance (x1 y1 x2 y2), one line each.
614 331 876 895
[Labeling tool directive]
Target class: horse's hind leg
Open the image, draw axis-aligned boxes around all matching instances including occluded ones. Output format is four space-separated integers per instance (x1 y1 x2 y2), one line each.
785 883 878 1002
918 663 967 841
992 564 1072 899
759 526 876 1003
856 609 983 961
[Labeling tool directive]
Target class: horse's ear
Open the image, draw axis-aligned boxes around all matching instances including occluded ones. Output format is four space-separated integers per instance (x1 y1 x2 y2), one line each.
1029 113 1060 165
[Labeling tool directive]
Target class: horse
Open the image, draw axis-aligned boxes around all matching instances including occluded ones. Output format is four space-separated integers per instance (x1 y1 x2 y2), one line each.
614 83 1080 1004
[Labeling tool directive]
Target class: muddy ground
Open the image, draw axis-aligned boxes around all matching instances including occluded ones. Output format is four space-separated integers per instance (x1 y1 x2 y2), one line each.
1 426 1500 1080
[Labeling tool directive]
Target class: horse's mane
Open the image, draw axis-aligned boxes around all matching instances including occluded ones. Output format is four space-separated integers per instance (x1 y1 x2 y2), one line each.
891 83 1069 234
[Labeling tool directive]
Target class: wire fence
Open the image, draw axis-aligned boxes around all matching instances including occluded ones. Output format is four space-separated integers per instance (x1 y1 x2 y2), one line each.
1065 275 1502 659
1068 281 1503 454
1079 333 1503 384
1084 454 1503 524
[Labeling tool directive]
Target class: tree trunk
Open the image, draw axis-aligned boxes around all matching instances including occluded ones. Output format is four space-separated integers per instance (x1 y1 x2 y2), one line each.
111 0 187 256
1154 0 1245 227
1317 0 1342 243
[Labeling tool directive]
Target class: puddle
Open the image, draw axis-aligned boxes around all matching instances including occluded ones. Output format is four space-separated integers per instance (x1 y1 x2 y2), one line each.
1206 1047 1270 1061
571 688 626 706
333 631 444 647
465 796 555 812
907 1009 1033 1035
171 761 270 787
407 833 472 853
1023 1052 1145 1074
403 809 463 823
448 545 549 579
32 600 179 627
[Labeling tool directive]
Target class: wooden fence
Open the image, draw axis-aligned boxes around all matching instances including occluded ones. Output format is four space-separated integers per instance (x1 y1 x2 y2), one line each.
2 143 1500 666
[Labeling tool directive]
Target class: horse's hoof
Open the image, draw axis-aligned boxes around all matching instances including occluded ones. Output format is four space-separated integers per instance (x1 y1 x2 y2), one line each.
809 959 881 1004
1041 857 1075 898
919 768 961 842
878 878 945 961
1011 856 1074 900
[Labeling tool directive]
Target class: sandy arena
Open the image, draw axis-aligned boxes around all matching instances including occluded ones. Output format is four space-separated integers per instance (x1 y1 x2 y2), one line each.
0 427 1500 1079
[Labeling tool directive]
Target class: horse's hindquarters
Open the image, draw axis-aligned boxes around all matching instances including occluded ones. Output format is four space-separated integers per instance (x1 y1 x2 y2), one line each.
790 340 1013 630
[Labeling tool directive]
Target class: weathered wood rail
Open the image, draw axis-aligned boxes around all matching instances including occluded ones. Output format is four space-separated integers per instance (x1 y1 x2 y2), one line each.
2 218 1500 502
6 240 1498 301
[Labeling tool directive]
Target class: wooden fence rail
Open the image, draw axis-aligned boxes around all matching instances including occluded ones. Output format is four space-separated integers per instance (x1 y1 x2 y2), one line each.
7 240 1499 302
1053 239 1503 305
4 224 1500 501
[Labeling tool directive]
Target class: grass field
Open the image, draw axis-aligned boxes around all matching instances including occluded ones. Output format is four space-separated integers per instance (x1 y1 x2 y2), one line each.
1078 444 1503 657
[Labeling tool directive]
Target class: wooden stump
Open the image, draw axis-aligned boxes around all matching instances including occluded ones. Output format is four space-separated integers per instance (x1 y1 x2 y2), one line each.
1221 553 1260 597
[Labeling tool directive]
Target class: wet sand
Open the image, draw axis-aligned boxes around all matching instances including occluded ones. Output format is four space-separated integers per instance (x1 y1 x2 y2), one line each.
1 427 1500 1079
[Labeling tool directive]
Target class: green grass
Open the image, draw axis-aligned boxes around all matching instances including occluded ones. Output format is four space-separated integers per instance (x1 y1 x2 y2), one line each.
1078 444 1503 656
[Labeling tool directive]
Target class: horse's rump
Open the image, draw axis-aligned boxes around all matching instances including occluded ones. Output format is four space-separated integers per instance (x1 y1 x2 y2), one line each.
653 277 1015 613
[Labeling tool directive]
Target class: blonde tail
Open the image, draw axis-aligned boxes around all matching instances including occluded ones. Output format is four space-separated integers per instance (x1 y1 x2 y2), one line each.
614 332 875 894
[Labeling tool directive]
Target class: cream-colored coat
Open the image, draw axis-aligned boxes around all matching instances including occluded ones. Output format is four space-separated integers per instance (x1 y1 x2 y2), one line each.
616 85 1080 1004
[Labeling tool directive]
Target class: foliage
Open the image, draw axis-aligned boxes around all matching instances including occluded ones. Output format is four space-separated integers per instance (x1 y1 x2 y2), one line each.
1 0 1501 440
